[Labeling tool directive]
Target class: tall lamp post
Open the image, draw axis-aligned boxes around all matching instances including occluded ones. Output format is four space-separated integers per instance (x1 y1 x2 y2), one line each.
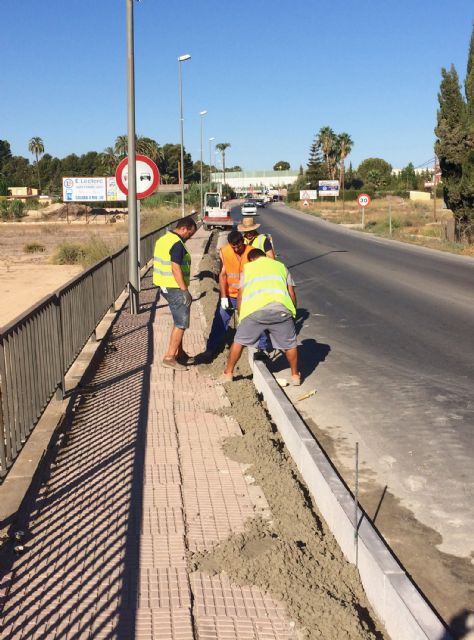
178 54 191 217
126 0 139 314
208 137 215 188
199 110 207 215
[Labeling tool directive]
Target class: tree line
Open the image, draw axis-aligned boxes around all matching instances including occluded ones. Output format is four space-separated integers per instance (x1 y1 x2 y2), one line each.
0 136 242 197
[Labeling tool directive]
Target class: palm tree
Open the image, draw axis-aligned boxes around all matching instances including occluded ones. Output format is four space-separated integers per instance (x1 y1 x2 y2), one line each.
100 147 118 174
215 142 231 184
114 135 128 158
337 133 353 192
28 136 44 192
316 127 337 179
136 136 163 163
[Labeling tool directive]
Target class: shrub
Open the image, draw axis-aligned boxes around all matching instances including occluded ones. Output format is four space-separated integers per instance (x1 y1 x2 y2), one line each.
10 200 26 219
52 242 85 265
23 242 46 253
79 235 116 268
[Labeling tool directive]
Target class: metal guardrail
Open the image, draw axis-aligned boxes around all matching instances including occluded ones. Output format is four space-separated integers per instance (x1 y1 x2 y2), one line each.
0 214 197 478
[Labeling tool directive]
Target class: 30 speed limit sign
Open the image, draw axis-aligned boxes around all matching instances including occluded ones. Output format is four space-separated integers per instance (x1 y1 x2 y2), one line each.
357 193 371 207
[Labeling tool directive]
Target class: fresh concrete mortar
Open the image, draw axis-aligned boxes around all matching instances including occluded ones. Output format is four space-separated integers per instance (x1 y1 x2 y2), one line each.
249 358 452 640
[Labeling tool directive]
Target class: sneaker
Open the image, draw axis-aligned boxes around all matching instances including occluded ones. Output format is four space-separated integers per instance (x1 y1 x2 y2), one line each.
290 374 301 386
162 357 188 371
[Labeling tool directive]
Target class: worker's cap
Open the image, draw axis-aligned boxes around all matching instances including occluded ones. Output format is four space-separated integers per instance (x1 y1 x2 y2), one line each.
237 217 260 232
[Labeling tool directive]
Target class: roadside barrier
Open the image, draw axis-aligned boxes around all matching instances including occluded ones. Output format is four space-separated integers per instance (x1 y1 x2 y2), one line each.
0 214 198 479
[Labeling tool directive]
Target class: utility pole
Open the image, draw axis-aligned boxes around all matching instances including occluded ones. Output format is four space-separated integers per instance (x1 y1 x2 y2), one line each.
433 155 437 222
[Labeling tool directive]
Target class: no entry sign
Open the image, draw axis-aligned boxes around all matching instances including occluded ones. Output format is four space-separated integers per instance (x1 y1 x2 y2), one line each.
357 193 371 208
115 154 160 200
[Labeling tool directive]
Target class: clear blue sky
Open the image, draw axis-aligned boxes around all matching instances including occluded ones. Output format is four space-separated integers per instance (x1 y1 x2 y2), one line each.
1 0 472 172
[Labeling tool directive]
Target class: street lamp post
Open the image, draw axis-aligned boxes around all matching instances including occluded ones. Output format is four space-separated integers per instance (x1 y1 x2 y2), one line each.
199 110 207 215
126 0 139 315
178 54 191 217
208 137 215 187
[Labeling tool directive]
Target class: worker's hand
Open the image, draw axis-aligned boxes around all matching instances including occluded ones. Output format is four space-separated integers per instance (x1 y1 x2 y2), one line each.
183 289 192 306
220 297 230 311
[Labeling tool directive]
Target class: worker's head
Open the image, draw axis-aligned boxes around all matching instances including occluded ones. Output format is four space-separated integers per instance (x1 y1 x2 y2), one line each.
175 216 197 241
237 217 260 241
247 248 265 262
227 230 245 255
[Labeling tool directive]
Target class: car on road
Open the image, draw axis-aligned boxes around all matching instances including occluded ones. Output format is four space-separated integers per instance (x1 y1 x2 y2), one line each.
241 201 258 216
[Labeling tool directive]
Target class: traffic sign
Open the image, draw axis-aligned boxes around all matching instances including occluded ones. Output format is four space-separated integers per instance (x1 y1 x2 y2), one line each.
303 200 309 207
357 193 371 207
115 154 160 200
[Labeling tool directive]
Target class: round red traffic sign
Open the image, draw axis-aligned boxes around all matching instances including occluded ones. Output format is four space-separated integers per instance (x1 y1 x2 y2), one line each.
115 154 160 200
357 193 371 207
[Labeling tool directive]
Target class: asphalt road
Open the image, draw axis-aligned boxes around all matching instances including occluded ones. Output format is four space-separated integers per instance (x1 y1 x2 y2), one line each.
230 201 474 562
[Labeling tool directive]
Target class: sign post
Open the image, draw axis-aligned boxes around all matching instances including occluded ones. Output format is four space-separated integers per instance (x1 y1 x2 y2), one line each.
116 154 160 300
357 193 371 229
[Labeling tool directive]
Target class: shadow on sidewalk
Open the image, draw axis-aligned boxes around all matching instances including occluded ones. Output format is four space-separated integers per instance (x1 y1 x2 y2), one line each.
0 272 158 639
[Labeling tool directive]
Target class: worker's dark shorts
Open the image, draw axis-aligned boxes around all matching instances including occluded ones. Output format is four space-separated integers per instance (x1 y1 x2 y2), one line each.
161 288 191 329
235 308 296 350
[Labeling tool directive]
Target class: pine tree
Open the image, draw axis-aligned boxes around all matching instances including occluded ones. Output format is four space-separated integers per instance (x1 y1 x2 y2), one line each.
306 136 325 188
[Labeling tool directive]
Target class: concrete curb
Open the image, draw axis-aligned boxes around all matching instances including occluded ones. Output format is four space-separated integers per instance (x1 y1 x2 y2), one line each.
249 358 452 640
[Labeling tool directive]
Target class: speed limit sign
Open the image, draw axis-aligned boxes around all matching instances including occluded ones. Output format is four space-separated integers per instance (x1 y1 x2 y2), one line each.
357 193 371 207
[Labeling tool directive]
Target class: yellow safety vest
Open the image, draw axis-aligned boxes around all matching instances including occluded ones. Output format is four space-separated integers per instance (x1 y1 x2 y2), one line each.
250 234 268 251
153 231 191 288
239 257 295 321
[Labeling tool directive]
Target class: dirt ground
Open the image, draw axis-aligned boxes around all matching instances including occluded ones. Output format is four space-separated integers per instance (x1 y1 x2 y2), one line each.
191 235 388 639
0 221 128 328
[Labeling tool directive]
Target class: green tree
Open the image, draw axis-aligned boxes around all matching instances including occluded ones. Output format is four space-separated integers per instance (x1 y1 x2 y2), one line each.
316 126 338 179
0 140 12 171
435 65 469 236
100 147 118 175
337 132 353 192
306 136 325 188
114 135 128 158
0 173 8 196
399 162 418 190
357 158 392 189
215 142 231 184
273 161 290 171
28 136 44 191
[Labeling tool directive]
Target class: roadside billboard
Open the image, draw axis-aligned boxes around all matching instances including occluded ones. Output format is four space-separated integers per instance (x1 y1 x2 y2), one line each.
318 180 340 197
62 176 127 202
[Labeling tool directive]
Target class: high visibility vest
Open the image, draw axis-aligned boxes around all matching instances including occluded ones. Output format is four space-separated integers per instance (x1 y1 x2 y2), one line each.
221 243 252 298
239 257 295 321
153 231 191 288
250 234 268 251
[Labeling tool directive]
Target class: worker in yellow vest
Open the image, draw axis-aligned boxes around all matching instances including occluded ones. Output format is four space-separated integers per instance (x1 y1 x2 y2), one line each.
221 248 301 385
204 230 252 355
153 216 197 370
238 217 275 258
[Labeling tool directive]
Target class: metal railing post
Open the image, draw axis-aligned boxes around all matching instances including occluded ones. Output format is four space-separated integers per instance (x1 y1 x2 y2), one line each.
55 294 66 401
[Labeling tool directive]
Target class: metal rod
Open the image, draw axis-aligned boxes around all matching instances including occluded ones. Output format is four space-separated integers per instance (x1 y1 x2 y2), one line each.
355 441 359 567
126 0 139 314
179 61 185 217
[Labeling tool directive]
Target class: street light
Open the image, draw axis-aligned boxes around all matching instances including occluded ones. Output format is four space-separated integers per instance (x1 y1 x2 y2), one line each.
199 110 207 216
178 53 191 217
126 0 139 314
208 137 215 187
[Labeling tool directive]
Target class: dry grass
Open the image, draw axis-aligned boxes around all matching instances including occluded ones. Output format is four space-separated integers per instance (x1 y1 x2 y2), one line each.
292 198 473 256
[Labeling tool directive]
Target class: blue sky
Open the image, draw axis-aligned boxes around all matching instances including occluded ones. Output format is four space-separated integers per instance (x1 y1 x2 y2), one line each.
1 0 473 172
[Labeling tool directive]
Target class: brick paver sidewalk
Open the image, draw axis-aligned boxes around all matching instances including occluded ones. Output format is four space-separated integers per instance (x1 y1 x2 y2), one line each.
0 228 295 639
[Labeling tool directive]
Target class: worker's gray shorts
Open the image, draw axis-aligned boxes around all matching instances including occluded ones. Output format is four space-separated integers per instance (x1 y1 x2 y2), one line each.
235 308 296 351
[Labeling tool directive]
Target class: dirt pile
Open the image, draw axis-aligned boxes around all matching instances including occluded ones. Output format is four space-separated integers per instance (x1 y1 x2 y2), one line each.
190 232 388 639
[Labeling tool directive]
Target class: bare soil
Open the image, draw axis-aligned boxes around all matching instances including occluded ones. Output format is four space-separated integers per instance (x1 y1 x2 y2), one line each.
0 221 129 328
190 234 388 639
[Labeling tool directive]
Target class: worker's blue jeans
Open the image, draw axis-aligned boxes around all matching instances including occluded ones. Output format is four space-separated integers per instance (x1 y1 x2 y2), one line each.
206 296 271 353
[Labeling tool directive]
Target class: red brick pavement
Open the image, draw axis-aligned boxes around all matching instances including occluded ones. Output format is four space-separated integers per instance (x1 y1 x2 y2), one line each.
0 228 296 639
